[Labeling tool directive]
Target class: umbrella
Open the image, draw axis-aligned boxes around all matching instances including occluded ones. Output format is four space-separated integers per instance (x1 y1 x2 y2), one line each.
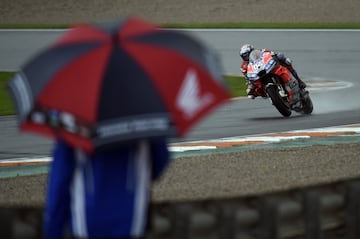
7 17 230 153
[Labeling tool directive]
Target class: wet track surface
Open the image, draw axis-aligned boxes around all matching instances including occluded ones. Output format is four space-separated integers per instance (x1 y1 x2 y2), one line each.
0 29 359 159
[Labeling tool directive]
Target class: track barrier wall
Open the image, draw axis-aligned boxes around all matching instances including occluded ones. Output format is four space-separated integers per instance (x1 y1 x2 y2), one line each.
1 178 360 239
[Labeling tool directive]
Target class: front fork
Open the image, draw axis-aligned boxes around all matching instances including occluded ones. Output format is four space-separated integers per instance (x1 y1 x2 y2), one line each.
265 76 301 110
264 77 287 98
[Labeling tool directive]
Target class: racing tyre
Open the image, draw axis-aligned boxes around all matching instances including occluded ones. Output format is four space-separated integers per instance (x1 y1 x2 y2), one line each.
266 84 292 117
301 90 313 114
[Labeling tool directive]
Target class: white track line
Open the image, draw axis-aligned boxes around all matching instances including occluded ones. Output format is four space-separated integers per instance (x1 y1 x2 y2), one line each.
1 124 359 165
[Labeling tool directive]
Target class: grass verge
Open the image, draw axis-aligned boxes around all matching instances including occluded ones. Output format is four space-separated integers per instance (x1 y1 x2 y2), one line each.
161 22 360 29
0 72 15 115
0 72 246 116
1 22 360 29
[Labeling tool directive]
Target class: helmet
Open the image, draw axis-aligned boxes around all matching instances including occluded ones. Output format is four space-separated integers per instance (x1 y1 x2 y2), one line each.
239 44 254 61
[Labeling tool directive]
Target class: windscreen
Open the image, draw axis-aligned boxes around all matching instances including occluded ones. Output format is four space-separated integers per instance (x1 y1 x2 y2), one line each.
249 49 262 62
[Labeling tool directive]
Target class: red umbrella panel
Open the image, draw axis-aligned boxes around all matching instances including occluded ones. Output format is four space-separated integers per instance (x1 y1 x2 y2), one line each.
7 17 230 153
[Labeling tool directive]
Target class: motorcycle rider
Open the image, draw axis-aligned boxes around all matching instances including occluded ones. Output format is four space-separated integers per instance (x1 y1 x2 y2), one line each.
239 44 307 99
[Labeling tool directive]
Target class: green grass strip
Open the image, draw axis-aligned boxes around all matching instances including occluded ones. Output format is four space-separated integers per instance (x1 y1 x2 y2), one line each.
0 72 246 116
1 22 360 29
0 72 16 115
161 22 360 29
0 24 71 29
224 75 247 97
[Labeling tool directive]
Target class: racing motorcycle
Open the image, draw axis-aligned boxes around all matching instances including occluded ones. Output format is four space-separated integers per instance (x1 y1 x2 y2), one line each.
246 50 313 117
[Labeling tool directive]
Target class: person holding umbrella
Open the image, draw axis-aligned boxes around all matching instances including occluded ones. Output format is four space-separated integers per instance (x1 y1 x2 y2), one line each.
7 17 230 238
45 138 169 239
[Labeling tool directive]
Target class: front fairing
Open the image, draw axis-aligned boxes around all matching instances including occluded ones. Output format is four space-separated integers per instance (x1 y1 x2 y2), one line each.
246 50 277 81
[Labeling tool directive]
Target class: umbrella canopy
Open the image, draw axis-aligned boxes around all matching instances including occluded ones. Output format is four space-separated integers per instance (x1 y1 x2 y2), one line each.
7 17 230 153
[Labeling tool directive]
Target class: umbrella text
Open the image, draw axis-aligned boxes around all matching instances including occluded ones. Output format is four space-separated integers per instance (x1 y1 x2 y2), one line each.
97 117 170 138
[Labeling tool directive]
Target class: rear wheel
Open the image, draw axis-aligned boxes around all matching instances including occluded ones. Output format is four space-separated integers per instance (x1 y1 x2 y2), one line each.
301 90 313 114
266 84 291 117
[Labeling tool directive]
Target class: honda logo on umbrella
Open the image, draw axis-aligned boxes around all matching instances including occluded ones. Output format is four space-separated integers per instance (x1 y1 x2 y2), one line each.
176 69 214 119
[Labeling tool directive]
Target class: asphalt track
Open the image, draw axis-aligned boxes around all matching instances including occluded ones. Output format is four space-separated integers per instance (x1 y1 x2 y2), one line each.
0 29 360 160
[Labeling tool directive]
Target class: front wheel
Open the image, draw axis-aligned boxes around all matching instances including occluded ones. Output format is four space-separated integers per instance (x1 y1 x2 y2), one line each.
266 84 292 117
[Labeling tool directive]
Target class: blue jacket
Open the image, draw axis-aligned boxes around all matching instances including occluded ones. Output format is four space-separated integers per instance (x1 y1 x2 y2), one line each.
44 139 169 239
